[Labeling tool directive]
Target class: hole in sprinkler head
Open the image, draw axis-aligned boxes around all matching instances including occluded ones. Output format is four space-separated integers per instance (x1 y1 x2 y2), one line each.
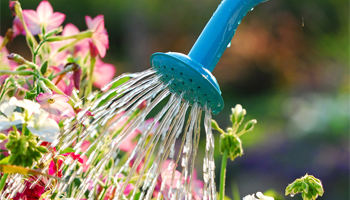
171 68 174 71
190 89 194 92
165 75 168 78
178 90 182 93
163 66 166 69
208 100 211 103
189 79 192 82
173 83 176 86
180 72 183 75
198 86 201 89
204 94 207 96
182 82 185 85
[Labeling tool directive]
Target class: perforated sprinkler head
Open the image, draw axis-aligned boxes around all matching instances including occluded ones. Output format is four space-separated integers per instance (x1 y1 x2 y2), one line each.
151 0 266 115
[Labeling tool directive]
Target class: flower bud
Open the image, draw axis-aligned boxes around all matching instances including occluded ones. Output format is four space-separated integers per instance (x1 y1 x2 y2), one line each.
211 119 225 134
285 174 324 200
9 1 17 16
40 61 48 75
44 26 63 38
105 158 114 170
244 119 257 132
36 146 49 154
0 133 7 140
7 53 25 64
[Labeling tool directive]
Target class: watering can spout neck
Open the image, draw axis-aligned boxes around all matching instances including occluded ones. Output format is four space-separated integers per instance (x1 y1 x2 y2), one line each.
188 0 266 72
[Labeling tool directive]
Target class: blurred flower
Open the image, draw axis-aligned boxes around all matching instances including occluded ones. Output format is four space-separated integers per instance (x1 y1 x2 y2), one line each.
48 152 83 178
50 23 89 64
36 93 75 122
154 160 184 200
99 175 134 199
12 17 25 37
191 169 204 200
0 97 24 131
243 192 274 200
27 109 59 143
0 36 17 84
85 15 109 58
92 57 116 89
119 118 158 152
12 179 45 200
23 0 65 35
16 99 41 118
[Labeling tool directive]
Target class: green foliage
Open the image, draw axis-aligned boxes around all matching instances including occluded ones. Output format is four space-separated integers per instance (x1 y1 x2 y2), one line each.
285 174 324 200
5 130 48 167
212 104 257 161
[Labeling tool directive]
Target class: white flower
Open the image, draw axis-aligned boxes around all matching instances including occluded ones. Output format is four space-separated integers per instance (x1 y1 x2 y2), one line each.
16 99 41 117
0 97 24 130
243 192 274 200
27 109 59 143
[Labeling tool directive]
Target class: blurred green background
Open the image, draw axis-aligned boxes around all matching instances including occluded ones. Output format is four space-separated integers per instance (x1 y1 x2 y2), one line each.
1 0 349 199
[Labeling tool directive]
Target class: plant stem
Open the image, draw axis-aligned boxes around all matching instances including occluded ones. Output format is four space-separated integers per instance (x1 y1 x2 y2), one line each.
0 70 37 77
85 56 96 98
0 173 9 192
220 149 228 200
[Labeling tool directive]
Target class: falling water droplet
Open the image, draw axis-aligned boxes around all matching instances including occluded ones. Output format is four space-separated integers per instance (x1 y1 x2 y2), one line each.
227 42 231 48
238 20 241 25
250 7 254 11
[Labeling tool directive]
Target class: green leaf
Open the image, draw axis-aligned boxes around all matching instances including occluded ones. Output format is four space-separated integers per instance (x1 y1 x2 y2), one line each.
40 60 48 75
96 76 130 106
25 90 37 100
0 157 10 165
60 147 75 154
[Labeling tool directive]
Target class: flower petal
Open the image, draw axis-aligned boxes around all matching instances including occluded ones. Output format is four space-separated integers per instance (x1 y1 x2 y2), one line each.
51 94 69 102
22 10 40 35
36 93 52 103
36 0 54 22
46 12 65 32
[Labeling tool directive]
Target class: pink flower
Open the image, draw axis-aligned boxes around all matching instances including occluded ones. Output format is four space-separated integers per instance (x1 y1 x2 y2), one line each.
12 179 45 200
119 118 159 152
85 15 109 58
92 57 116 88
48 153 83 178
12 17 25 37
154 160 204 200
0 36 17 84
50 23 90 62
23 0 65 35
36 93 75 122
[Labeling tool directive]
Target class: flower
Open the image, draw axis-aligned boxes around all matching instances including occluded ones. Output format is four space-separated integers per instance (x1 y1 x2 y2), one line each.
119 118 159 152
0 36 17 84
243 192 274 200
26 109 59 143
12 179 45 200
153 160 204 200
48 152 83 178
16 99 41 118
92 57 116 89
36 93 75 122
85 15 109 58
12 17 25 37
22 0 65 35
0 97 24 130
154 160 184 200
50 23 89 64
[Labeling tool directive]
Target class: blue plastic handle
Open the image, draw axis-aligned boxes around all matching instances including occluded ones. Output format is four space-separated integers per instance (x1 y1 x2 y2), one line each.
188 0 265 72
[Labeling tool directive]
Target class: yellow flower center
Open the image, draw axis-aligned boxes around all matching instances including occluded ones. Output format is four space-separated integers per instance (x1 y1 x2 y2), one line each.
47 98 55 104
